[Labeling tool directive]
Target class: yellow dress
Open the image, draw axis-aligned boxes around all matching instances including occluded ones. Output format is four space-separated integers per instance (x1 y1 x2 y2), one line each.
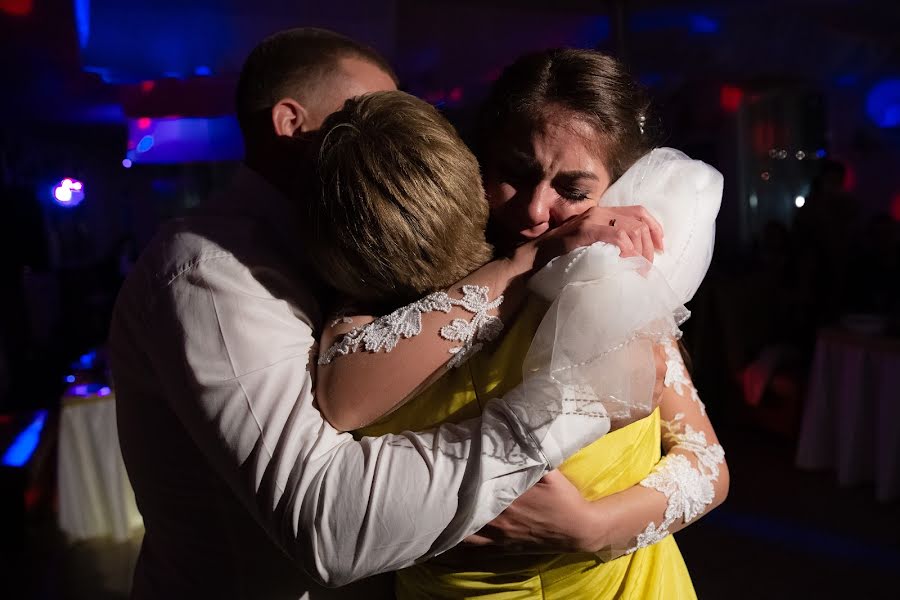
357 301 697 599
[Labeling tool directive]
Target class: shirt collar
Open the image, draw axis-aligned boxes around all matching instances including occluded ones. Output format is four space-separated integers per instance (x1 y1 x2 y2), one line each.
200 164 307 262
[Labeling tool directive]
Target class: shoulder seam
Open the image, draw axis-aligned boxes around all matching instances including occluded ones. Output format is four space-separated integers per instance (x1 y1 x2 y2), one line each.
162 251 236 288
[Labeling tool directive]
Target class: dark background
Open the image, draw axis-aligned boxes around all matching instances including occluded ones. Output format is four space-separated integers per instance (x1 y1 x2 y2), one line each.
1 1 899 598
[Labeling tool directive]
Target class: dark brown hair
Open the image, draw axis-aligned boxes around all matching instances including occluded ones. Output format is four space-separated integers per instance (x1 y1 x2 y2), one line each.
305 91 493 307
477 48 655 181
235 28 397 146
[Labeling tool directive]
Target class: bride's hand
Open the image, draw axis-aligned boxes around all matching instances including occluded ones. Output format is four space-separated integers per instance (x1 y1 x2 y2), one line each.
529 205 664 270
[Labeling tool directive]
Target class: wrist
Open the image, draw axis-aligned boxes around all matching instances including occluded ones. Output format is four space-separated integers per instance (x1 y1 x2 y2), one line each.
507 241 540 279
486 252 530 321
577 499 610 553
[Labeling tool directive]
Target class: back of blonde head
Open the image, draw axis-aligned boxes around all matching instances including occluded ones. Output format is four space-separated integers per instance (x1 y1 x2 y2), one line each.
307 91 493 307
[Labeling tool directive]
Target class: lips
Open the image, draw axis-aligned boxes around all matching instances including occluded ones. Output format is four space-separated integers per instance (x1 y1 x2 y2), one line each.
517 222 550 240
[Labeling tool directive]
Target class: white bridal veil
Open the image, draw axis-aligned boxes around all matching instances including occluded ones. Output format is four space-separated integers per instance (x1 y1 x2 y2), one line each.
515 148 723 434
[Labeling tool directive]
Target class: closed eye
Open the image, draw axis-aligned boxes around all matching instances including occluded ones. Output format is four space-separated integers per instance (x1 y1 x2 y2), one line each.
554 171 598 202
559 188 591 202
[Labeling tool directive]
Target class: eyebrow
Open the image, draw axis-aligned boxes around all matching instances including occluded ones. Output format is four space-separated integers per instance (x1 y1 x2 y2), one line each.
502 150 542 172
555 170 599 182
500 149 600 182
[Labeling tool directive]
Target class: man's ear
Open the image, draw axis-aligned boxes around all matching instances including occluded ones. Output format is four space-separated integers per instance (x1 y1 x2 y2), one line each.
272 98 313 136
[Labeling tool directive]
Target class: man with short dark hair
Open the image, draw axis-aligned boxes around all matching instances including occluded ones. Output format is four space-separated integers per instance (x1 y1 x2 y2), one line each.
110 28 662 599
235 28 398 153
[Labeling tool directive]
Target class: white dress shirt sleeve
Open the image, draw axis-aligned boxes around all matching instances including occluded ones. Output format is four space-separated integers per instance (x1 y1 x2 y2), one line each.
137 252 611 587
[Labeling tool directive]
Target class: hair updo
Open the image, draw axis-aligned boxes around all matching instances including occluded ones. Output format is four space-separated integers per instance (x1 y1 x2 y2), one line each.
476 48 656 181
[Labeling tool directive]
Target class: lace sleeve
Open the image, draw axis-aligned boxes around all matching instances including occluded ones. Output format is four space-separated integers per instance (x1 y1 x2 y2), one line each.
315 285 505 432
625 413 725 553
585 339 728 561
319 285 504 369
621 340 727 555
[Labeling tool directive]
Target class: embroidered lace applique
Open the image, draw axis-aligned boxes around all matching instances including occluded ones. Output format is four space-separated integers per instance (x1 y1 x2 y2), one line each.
625 414 725 555
625 454 712 554
439 286 504 369
318 285 503 369
329 316 354 328
661 338 706 415
662 413 725 480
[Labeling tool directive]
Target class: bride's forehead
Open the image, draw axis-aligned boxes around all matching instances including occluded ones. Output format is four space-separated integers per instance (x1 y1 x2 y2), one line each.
501 116 605 163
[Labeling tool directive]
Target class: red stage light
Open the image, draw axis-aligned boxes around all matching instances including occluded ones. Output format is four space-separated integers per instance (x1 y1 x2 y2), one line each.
140 81 156 93
25 486 42 510
0 0 33 16
752 121 776 155
137 117 152 130
843 163 857 192
890 194 900 222
720 85 744 112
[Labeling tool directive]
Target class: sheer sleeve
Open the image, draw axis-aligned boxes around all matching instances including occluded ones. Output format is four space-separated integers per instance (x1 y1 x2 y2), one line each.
590 341 729 560
316 285 507 431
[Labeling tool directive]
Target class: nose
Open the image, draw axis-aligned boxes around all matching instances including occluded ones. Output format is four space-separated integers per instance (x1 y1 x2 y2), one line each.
519 183 553 238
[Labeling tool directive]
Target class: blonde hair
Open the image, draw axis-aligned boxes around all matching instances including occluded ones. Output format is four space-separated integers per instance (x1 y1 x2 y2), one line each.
306 91 493 307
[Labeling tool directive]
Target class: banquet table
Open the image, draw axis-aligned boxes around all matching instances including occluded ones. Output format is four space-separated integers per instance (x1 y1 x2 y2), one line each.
57 384 144 541
795 327 900 502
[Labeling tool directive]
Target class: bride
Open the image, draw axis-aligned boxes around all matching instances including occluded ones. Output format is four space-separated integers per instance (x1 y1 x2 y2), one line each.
303 49 727 599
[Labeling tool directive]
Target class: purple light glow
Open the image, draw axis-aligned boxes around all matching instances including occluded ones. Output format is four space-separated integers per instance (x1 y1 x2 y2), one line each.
126 115 243 164
68 383 110 397
51 178 85 207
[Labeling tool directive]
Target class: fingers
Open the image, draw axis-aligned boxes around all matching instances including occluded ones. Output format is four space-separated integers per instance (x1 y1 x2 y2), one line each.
628 228 645 262
536 204 663 265
611 227 637 257
623 206 664 251
640 223 655 263
463 533 495 546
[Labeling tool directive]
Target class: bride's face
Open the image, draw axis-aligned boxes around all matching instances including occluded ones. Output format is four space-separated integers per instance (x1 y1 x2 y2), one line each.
483 110 612 252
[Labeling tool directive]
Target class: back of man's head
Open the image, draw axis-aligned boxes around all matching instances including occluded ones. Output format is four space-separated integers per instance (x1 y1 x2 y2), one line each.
236 28 397 157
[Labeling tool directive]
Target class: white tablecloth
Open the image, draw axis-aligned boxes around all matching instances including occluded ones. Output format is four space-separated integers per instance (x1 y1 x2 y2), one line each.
796 328 900 502
58 391 144 541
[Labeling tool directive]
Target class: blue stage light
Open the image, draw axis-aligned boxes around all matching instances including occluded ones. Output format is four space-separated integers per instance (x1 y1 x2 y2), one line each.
866 78 900 128
74 0 91 48
689 15 719 34
2 410 49 467
136 135 155 153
